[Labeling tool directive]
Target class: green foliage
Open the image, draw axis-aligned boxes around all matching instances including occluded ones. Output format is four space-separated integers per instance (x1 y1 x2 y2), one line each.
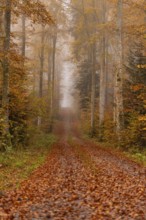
121 43 146 149
28 94 51 131
130 152 146 165
80 111 91 135
0 51 29 150
123 147 146 166
96 115 146 150
87 43 146 151
120 114 146 149
28 125 57 149
0 109 12 151
0 132 56 190
99 120 117 143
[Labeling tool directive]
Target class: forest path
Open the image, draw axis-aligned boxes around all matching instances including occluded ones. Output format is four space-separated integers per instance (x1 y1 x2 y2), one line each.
0 121 146 220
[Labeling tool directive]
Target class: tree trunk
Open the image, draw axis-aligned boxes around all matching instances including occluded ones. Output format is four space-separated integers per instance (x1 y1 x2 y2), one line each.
90 0 97 137
0 1 5 51
114 0 124 137
98 0 108 141
47 35 52 130
49 31 57 132
91 44 96 137
99 0 107 127
37 25 45 127
21 1 26 57
48 41 52 85
1 0 12 148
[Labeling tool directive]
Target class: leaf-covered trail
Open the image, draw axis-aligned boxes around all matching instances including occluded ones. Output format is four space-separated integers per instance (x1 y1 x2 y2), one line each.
0 123 146 219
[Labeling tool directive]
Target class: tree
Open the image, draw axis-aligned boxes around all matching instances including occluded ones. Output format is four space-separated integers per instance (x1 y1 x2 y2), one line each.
99 0 108 140
21 0 26 57
113 0 124 138
37 25 45 127
1 0 12 148
0 0 54 150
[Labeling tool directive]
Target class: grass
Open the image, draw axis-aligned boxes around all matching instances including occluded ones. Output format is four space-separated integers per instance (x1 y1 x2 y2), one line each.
82 134 146 166
0 132 57 191
124 150 146 166
95 140 146 166
102 143 146 166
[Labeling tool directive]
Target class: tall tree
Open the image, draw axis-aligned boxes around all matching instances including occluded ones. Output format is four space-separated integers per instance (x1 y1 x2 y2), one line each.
2 0 12 146
99 0 107 131
38 25 45 127
49 26 57 132
90 0 97 137
21 0 26 57
114 0 124 137
0 1 4 51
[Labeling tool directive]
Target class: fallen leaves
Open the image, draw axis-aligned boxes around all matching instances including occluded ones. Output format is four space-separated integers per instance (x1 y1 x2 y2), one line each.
0 131 145 219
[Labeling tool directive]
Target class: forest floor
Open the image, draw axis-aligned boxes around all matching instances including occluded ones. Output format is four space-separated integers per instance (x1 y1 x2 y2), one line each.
0 121 146 220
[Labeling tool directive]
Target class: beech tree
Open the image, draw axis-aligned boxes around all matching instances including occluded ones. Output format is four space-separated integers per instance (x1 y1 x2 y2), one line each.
113 0 124 137
71 0 146 146
0 0 145 151
0 0 54 150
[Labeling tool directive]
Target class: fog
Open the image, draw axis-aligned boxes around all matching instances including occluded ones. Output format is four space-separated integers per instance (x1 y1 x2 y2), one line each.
61 60 75 108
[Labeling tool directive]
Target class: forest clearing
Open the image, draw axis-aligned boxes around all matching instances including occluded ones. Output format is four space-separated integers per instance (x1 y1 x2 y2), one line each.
0 0 146 219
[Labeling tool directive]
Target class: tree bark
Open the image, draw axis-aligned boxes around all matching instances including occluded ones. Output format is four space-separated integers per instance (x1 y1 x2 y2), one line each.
0 1 5 52
91 44 96 137
99 0 107 127
21 1 26 57
48 42 52 85
2 0 11 144
89 0 97 137
49 30 57 132
114 0 124 137
37 25 45 127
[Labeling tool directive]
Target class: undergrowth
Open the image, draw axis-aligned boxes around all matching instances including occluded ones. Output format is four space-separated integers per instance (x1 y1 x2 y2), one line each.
91 138 146 166
81 132 146 166
0 130 56 191
124 150 146 166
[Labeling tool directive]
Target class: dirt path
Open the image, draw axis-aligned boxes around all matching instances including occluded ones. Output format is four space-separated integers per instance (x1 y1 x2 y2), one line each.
0 123 146 219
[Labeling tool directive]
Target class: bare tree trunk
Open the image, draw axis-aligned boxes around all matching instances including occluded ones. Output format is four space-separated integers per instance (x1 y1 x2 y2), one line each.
49 31 57 132
99 0 106 127
48 41 52 85
37 25 45 127
91 44 96 137
105 35 109 108
98 0 108 141
114 0 124 137
0 1 5 51
21 1 26 57
1 0 12 148
47 35 52 130
81 0 90 38
55 63 61 114
90 0 97 137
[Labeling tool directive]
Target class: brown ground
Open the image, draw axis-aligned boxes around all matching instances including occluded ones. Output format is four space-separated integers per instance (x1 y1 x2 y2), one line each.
0 120 145 220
